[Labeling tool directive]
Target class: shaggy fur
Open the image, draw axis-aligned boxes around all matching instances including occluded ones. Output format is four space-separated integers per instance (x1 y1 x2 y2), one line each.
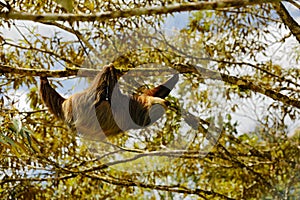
40 65 178 140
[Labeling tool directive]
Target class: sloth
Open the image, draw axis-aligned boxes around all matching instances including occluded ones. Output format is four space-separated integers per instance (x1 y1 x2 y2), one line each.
40 65 178 140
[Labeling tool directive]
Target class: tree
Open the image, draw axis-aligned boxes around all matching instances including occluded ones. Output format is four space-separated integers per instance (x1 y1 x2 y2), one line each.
0 0 299 199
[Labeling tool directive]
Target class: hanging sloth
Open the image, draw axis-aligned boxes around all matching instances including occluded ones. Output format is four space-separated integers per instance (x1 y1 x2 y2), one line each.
40 65 178 140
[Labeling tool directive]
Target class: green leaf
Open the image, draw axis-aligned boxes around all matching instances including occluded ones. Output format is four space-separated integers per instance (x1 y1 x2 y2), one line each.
54 0 74 12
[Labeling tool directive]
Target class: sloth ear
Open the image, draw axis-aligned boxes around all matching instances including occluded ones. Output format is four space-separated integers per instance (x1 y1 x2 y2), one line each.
143 74 179 98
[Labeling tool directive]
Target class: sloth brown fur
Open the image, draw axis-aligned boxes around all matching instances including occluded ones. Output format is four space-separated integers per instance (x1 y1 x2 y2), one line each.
40 65 178 140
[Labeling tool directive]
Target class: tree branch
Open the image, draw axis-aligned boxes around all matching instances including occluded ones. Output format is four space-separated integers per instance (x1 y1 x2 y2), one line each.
0 172 233 199
0 0 280 22
2 62 300 109
0 64 82 77
174 63 300 109
274 1 300 43
0 64 174 78
85 174 235 200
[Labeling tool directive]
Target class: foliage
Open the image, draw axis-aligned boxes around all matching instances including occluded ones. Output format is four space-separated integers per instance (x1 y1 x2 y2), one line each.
0 0 299 199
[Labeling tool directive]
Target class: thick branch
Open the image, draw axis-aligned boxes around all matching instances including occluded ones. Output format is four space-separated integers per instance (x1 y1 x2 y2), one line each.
0 64 173 78
2 63 300 109
0 0 280 22
274 2 300 43
0 64 82 77
174 63 300 109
